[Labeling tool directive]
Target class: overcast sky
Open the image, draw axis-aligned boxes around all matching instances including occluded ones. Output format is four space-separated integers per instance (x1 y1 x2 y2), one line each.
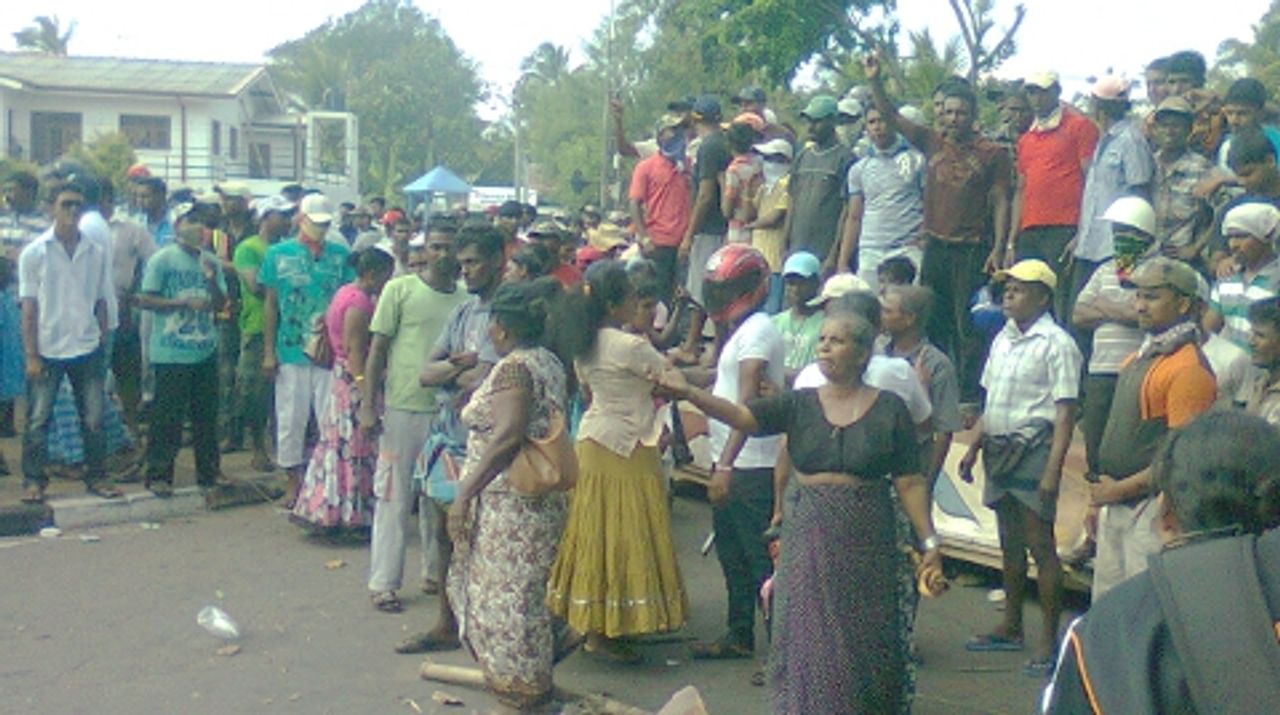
0 0 1270 103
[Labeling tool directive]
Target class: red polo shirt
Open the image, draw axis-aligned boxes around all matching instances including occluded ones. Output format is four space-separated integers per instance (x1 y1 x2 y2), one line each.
1016 106 1100 229
628 154 690 248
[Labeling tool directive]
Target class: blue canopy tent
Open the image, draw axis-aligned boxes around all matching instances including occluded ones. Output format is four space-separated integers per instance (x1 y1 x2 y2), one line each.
402 166 471 217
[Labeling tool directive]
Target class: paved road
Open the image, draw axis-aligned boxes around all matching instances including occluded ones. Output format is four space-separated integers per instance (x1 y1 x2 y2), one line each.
1 494 1053 714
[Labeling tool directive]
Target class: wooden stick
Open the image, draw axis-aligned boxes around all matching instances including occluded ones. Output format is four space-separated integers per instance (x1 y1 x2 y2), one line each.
419 661 650 714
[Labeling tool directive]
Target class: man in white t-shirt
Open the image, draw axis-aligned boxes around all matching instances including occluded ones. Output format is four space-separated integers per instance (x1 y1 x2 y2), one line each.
689 245 783 660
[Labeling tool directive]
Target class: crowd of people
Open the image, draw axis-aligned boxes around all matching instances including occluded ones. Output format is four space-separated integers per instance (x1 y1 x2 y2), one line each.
5 43 1280 714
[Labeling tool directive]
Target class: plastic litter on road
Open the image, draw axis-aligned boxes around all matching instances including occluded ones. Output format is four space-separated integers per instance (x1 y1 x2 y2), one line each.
197 605 241 640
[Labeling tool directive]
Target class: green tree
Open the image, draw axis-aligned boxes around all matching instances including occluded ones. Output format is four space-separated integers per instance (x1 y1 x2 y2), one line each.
269 0 487 200
1216 0 1280 91
684 0 889 86
65 132 137 195
13 15 74 55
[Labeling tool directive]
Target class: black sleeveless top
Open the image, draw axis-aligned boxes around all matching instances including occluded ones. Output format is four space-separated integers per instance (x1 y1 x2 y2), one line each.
748 388 918 479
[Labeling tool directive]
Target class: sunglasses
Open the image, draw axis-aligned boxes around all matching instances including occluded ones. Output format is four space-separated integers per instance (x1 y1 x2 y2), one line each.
57 199 83 210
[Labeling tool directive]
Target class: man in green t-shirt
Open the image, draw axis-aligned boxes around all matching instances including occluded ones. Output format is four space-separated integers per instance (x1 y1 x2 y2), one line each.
227 195 293 470
136 202 228 495
259 194 353 500
363 224 467 631
771 251 824 384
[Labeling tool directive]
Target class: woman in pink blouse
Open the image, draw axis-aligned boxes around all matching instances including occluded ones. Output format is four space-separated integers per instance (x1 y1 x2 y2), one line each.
292 247 395 531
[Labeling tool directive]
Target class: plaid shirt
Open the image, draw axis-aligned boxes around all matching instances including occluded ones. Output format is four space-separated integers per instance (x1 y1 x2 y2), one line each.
981 312 1083 436
1153 150 1214 253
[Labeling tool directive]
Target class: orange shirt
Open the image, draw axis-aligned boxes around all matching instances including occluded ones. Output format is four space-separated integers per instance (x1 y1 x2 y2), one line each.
1135 342 1217 428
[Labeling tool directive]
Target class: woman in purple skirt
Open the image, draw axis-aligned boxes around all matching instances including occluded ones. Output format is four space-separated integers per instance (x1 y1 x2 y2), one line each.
654 308 945 714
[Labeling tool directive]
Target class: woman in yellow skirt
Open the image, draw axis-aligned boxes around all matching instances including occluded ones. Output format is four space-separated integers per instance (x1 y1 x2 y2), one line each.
547 260 687 663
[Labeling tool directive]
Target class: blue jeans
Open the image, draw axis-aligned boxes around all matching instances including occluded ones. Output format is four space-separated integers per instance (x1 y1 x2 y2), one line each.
23 348 107 488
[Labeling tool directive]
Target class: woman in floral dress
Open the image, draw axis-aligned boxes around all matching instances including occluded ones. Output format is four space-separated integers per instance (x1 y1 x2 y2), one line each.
292 247 395 530
446 280 571 713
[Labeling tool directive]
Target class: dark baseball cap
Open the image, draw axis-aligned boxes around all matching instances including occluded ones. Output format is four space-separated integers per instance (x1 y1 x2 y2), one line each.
667 95 697 112
733 86 767 105
692 94 722 121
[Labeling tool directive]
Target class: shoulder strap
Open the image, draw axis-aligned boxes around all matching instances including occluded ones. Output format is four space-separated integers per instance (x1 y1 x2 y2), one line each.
1148 536 1280 715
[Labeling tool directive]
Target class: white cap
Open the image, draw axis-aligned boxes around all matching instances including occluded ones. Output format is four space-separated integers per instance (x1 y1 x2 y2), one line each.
216 181 252 199
752 138 794 160
299 193 334 223
252 195 295 217
1024 71 1060 90
837 97 864 118
808 272 872 307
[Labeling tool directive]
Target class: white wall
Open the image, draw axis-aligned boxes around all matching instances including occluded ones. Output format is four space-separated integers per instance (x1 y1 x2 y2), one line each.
1 86 357 200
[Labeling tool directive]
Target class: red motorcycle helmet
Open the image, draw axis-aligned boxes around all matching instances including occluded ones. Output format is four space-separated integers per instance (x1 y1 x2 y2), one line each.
702 243 769 324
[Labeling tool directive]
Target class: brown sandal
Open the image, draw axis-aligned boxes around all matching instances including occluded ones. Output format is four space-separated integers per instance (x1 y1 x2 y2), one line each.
371 591 403 613
21 484 45 504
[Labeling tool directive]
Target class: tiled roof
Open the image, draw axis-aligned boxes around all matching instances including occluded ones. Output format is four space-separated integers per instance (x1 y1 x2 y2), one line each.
0 52 265 97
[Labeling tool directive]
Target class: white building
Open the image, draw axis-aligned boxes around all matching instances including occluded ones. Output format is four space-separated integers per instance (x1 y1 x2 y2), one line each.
0 52 359 202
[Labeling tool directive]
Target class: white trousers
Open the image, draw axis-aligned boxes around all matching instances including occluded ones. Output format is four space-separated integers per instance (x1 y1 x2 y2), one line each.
274 362 332 469
1091 496 1162 600
367 408 438 592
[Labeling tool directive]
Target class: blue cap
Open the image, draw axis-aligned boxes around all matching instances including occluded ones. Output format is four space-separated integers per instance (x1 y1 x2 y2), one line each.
782 251 821 278
692 94 722 121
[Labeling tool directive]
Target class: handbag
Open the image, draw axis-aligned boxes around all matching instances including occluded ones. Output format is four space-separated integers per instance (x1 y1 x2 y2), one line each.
302 315 333 369
505 409 578 496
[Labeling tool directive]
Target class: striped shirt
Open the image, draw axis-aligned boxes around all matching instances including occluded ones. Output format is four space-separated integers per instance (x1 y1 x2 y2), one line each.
1076 259 1145 374
1210 258 1280 350
981 312 1083 436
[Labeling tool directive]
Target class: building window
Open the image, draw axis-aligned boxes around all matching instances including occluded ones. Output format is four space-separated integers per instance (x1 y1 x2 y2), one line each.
31 111 83 164
249 143 271 179
229 127 238 160
211 120 221 156
119 114 170 150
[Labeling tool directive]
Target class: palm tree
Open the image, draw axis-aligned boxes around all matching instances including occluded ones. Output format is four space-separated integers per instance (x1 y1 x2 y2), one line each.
519 43 572 87
13 15 75 56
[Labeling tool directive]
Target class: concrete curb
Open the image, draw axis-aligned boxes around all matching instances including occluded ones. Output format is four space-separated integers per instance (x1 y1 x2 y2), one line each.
16 476 288 532
0 502 53 537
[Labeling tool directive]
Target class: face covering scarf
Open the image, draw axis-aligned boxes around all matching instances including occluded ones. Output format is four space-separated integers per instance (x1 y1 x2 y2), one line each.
660 133 687 163
1113 230 1154 281
762 161 789 189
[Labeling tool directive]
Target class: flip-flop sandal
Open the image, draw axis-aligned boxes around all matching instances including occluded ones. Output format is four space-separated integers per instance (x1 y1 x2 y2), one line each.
86 483 124 499
1023 656 1056 678
689 638 754 660
147 481 174 498
371 591 403 614
394 631 460 654
584 641 644 665
965 633 1025 652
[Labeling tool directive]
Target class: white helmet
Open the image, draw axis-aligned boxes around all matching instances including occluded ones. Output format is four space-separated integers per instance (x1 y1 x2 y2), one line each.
1102 196 1156 236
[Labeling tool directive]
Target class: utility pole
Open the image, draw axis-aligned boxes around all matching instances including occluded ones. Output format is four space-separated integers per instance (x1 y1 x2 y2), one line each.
513 94 523 203
599 0 615 208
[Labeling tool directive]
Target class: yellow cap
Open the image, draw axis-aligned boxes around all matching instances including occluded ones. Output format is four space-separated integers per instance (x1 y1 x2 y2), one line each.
995 259 1057 291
